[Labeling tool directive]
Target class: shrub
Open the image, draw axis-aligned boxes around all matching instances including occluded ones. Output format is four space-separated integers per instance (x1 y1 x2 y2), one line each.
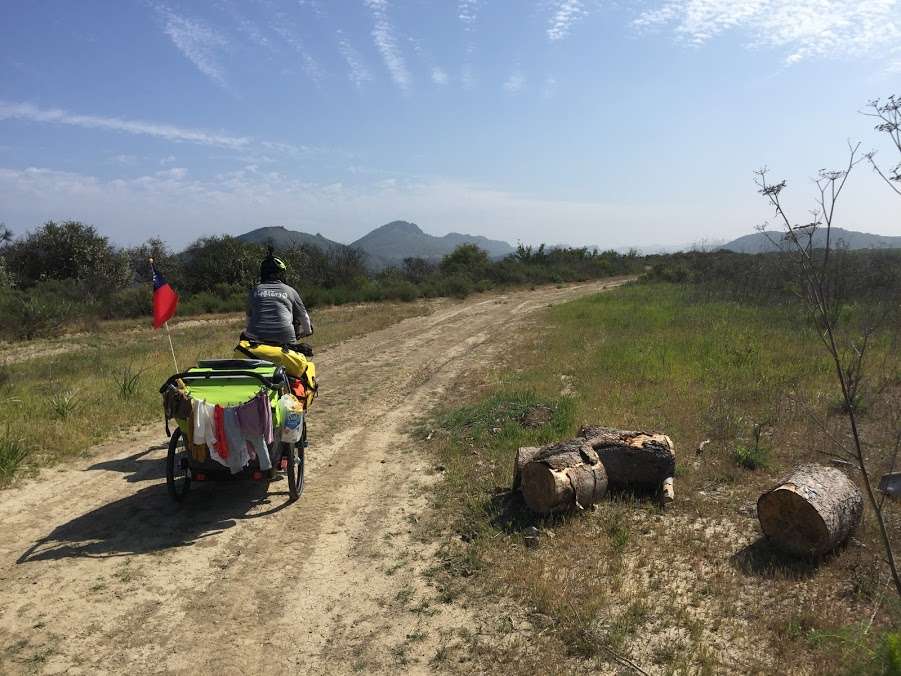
733 443 770 470
104 286 152 319
438 274 474 299
0 257 12 289
113 366 142 400
0 425 28 483
879 632 901 676
0 361 10 391
49 390 79 419
0 284 78 340
380 280 419 302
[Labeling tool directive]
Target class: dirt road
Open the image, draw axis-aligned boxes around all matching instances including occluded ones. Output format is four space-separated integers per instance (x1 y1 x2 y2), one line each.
0 280 628 675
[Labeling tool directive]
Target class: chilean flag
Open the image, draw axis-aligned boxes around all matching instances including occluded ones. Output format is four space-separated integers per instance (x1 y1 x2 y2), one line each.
151 260 179 329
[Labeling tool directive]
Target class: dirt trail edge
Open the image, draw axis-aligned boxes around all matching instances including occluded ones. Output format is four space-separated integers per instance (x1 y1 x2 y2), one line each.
0 280 629 675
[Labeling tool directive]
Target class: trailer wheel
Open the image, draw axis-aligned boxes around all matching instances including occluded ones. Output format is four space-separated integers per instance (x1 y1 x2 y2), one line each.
166 428 191 502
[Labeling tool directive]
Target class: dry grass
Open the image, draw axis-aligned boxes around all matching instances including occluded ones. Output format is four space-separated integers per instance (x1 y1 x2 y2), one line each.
420 283 900 675
0 299 432 484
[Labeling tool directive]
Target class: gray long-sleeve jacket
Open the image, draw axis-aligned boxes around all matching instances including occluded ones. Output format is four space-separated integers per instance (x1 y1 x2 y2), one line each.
245 282 312 344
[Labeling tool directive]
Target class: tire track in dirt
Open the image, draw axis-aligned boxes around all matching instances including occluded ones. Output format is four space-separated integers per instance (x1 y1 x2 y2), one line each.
0 279 631 675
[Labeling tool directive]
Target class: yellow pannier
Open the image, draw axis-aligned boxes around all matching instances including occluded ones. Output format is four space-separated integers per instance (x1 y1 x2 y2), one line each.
234 339 318 408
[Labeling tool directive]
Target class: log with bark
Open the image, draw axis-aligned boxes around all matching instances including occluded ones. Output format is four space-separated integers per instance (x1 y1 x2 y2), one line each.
519 438 608 514
512 446 541 491
579 426 676 490
757 463 863 557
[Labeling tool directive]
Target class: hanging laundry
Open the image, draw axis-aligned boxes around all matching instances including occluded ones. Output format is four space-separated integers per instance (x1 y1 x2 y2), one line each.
236 393 272 471
223 408 250 474
214 405 230 460
192 399 226 467
185 400 207 463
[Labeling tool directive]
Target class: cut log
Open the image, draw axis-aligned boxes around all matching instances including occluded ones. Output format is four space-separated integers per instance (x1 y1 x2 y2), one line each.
757 463 863 557
520 438 608 514
661 477 674 503
579 426 676 487
512 446 542 491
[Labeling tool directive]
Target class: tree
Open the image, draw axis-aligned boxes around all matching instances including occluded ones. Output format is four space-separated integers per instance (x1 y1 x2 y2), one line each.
125 237 180 285
0 224 12 288
181 235 261 293
5 220 130 293
440 244 490 279
401 257 436 284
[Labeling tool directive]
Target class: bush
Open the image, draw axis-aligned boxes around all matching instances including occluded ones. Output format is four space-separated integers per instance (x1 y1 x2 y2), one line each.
879 632 901 676
733 443 770 470
5 220 130 292
0 257 12 289
104 286 152 319
0 228 643 340
0 425 28 483
112 366 142 400
380 280 419 302
178 289 245 315
437 274 474 299
0 281 82 339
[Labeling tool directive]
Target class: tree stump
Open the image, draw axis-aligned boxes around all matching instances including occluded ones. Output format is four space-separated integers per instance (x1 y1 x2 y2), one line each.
757 464 863 557
579 426 676 487
512 446 541 491
520 438 608 514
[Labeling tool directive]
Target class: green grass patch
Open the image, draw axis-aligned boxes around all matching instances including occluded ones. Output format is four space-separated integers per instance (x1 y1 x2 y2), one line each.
424 282 899 674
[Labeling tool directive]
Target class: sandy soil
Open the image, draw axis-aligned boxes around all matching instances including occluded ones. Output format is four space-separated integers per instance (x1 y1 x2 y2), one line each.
0 280 629 675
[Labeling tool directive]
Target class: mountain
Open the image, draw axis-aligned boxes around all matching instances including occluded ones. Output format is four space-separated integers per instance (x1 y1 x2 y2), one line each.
237 226 346 253
350 220 515 262
721 228 901 254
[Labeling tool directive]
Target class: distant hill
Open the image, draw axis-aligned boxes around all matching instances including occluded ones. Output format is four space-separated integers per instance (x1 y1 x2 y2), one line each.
351 220 515 263
236 226 346 253
721 227 901 254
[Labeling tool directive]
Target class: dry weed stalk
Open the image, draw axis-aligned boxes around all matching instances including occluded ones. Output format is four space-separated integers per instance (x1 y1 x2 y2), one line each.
864 95 901 196
754 141 901 597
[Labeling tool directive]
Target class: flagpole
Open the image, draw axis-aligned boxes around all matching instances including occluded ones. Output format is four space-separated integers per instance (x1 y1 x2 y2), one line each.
164 321 179 373
151 256 180 373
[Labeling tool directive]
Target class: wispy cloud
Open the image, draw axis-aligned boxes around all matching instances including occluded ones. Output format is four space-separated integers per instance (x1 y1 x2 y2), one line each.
431 66 449 85
364 0 411 92
297 0 327 18
271 18 325 84
154 5 229 88
547 0 586 42
542 75 558 99
110 154 138 165
634 0 901 67
225 2 272 52
0 165 756 250
337 31 373 89
461 62 476 90
0 101 252 149
503 71 526 93
458 0 479 28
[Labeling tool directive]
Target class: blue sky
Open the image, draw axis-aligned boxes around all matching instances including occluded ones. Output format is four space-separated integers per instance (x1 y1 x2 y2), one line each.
0 0 899 250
